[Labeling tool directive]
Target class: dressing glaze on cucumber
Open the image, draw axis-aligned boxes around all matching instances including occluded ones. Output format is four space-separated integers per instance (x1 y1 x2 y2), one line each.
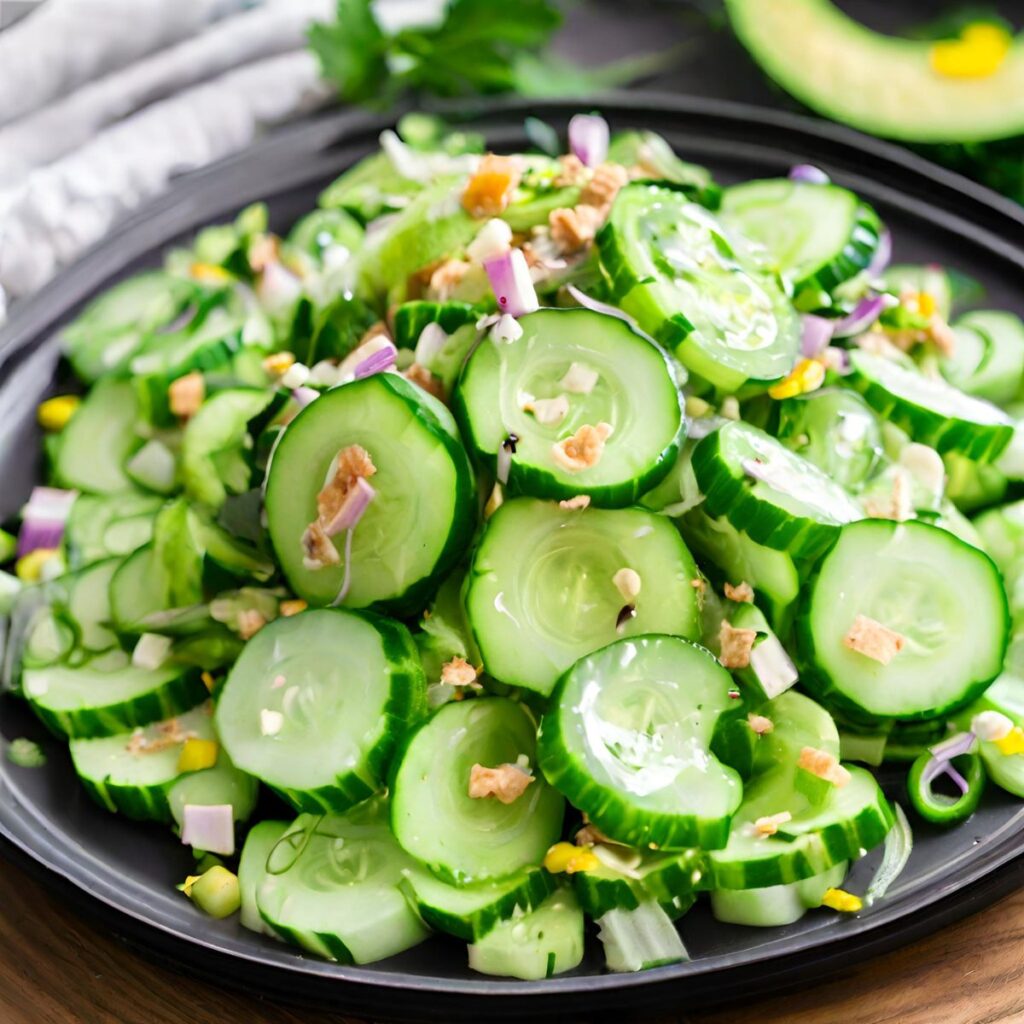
10 113 1024 978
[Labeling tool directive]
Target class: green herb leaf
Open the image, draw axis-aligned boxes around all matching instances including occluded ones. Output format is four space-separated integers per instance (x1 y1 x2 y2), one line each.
308 0 391 106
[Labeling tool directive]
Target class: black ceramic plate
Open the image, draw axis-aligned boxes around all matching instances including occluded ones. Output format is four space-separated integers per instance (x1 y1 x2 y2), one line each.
1 94 1022 1022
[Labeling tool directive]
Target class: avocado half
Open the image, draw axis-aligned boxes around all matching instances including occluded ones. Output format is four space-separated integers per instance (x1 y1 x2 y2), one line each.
726 0 1024 144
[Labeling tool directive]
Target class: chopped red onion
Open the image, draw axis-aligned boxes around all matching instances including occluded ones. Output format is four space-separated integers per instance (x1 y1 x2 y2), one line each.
354 338 398 379
921 730 977 794
568 113 609 168
323 478 376 537
789 164 830 185
18 486 77 557
484 249 539 318
801 314 834 358
292 386 319 408
866 227 892 279
831 294 891 338
180 803 235 855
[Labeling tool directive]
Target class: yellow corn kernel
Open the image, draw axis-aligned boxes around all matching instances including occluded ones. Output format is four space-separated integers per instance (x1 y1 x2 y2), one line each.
995 726 1024 756
37 395 81 431
178 738 219 773
543 841 599 875
768 358 826 400
181 874 202 898
930 23 1011 79
15 548 59 582
279 599 307 617
262 351 295 377
201 671 217 693
190 262 234 284
821 888 863 913
916 292 937 318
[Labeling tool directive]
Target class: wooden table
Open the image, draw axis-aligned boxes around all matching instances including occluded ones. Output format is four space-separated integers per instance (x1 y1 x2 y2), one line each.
0 856 1021 1024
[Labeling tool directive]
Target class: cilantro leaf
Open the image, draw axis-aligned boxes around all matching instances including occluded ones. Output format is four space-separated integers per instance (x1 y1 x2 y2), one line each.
308 0 390 106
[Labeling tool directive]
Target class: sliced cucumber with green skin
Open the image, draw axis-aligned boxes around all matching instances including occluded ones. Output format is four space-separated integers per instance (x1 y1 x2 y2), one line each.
265 374 476 613
596 900 690 972
943 451 1007 513
318 151 423 223
719 179 882 294
64 493 161 569
109 544 166 636
238 819 289 935
466 499 700 697
539 635 744 850
216 608 425 814
62 271 198 383
574 845 703 919
24 649 206 739
943 322 1024 407
400 865 556 942
692 421 863 559
906 749 984 826
847 350 1013 462
454 308 684 507
773 388 883 492
286 207 364 265
728 603 799 704
798 519 1009 722
391 300 480 349
181 388 273 510
70 702 215 821
256 803 431 964
679 507 800 635
707 765 892 890
390 697 563 884
467 889 585 981
597 183 801 393
710 861 847 927
168 753 259 834
54 378 142 494
606 130 720 207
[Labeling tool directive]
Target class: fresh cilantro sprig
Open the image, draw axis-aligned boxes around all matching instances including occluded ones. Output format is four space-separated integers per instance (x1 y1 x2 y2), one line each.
309 0 680 108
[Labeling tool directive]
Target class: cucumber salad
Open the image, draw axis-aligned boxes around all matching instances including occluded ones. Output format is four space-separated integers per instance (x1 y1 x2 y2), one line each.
5 111 1024 979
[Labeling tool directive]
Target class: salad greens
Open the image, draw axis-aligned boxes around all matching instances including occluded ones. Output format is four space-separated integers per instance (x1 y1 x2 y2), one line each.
5 111 1024 978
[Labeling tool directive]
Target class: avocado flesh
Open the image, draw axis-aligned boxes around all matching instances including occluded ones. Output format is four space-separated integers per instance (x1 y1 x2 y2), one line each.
726 0 1024 143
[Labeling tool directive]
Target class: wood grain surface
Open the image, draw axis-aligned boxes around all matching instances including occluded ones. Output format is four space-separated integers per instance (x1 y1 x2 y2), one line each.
0 857 1020 1024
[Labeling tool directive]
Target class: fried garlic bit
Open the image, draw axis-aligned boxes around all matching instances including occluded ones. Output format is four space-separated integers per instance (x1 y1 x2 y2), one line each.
550 422 613 473
718 620 757 669
843 614 905 665
468 762 534 804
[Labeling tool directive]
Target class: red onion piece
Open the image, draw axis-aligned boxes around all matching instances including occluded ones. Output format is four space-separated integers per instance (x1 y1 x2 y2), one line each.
568 113 609 168
789 164 830 185
323 478 376 537
831 294 891 338
18 486 77 557
928 731 977 761
484 249 539 318
292 386 319 408
866 227 892 279
354 338 397 379
180 803 235 855
801 314 833 358
567 285 636 326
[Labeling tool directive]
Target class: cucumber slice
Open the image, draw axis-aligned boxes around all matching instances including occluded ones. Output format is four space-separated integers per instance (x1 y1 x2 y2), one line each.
181 388 272 509
881 264 952 321
606 130 719 206
708 765 892 889
167 753 259 835
597 183 801 392
256 803 430 964
728 603 799 703
54 378 142 494
391 300 479 349
215 608 425 813
773 388 883 492
596 900 689 972
238 819 289 935
466 498 700 696
467 889 585 980
64 493 162 569
69 702 215 821
848 350 1013 462
574 846 703 919
287 207 364 265
710 861 848 927
692 421 863 559
400 865 556 942
539 635 744 850
719 179 881 293
318 151 422 223
265 374 476 613
946 311 1024 406
798 519 1008 721
390 696 564 884
679 508 800 634
24 649 205 739
453 308 684 507
109 544 166 636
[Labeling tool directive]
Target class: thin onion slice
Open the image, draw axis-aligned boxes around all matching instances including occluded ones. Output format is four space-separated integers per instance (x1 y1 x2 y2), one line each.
789 163 830 185
568 113 609 168
831 294 892 338
866 227 892 279
863 803 913 908
801 314 834 358
567 285 636 327
292 386 319 408
323 478 376 537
